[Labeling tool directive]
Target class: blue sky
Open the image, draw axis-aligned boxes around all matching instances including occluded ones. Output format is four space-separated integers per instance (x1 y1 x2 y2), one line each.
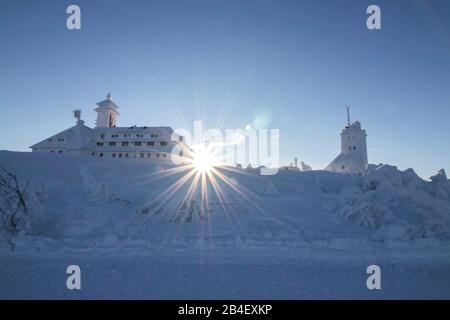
0 0 449 178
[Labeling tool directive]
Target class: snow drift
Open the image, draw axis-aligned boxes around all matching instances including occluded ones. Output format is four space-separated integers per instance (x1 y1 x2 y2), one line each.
0 151 449 251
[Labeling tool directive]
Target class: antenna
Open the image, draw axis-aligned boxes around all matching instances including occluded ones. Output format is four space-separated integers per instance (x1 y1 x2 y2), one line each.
73 109 81 121
346 105 351 126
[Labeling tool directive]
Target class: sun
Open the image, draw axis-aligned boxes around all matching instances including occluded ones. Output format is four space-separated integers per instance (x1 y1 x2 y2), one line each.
192 146 216 173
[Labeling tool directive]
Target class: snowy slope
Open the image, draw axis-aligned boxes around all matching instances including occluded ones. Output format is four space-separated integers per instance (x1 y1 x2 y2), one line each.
1 151 449 299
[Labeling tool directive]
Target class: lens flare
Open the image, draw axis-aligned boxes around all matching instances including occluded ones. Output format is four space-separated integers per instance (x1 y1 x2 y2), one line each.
192 145 216 173
138 139 282 239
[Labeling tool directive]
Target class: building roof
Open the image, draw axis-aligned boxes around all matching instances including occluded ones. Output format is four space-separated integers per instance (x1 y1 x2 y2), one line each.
95 93 119 109
93 126 174 133
30 122 95 150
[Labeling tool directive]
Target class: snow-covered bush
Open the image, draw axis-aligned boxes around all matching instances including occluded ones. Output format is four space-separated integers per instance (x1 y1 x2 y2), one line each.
0 166 30 248
337 165 450 240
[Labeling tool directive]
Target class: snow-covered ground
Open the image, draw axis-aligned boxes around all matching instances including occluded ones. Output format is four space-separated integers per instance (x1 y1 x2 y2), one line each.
1 151 449 299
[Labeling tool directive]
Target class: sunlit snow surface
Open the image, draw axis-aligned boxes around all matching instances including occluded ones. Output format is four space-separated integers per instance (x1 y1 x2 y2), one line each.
0 151 449 299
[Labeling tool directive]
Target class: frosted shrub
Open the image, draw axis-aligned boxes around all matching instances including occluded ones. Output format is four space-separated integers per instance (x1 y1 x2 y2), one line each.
0 166 30 249
337 166 450 240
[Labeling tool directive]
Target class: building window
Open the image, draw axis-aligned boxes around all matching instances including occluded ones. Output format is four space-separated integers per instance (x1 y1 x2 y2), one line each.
125 153 129 158
349 146 351 151
140 153 144 158
134 142 141 146
122 141 129 146
97 142 104 146
119 153 122 158
59 150 63 153
48 139 53 142
92 152 95 156
353 146 356 150
147 141 154 146
179 136 184 142
100 134 104 139
111 134 119 138
100 153 103 157
162 154 166 158
156 153 160 158
109 142 116 146
160 141 167 146
179 151 183 157
112 153 116 158
57 138 64 142
147 153 151 157
51 150 55 153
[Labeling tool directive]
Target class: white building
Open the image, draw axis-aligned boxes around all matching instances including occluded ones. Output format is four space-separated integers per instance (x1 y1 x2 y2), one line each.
30 94 189 161
326 108 368 174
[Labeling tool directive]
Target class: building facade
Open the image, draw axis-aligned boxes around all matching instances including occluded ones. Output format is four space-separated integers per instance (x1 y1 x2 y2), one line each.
326 108 368 174
30 94 189 161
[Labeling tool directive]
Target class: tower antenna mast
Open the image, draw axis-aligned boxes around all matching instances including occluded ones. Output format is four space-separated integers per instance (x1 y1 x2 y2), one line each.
346 105 351 126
